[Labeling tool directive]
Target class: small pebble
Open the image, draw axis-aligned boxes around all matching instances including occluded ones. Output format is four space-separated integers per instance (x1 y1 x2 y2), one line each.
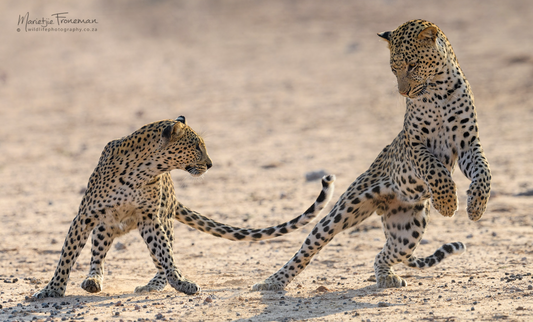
316 286 330 293
114 242 127 250
502 273 526 283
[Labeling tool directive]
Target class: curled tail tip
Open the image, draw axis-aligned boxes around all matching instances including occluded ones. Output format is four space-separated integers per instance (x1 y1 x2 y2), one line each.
455 241 466 253
318 175 335 203
322 174 336 184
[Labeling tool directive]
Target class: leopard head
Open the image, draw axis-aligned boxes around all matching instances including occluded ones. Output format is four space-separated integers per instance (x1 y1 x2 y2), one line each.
158 116 212 177
378 19 450 99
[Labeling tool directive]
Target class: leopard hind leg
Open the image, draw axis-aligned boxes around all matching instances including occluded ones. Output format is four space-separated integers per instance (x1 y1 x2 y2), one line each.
252 176 386 291
374 201 430 288
33 213 95 299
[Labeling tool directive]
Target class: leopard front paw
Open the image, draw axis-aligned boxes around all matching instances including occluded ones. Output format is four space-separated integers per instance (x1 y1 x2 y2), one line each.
252 279 285 291
168 277 200 295
376 274 407 288
81 277 103 293
134 283 166 294
466 181 490 221
32 287 65 299
135 278 167 293
430 184 458 217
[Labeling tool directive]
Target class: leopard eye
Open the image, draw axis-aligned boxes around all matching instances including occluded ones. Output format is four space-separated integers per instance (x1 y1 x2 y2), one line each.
408 62 417 72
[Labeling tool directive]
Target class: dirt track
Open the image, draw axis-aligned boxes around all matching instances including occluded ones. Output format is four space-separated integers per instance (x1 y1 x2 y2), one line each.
1 1 532 321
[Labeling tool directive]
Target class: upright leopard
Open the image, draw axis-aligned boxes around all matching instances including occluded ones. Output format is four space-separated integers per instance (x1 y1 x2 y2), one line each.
33 116 335 299
253 19 491 291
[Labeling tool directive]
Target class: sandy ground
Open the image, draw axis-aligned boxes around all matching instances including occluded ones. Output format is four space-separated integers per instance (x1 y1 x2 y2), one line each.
1 0 533 321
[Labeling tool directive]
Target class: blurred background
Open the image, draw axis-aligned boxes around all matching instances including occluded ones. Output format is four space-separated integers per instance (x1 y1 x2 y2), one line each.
0 0 532 297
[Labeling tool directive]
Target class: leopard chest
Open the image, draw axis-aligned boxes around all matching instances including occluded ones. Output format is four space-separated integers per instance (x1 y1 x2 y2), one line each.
98 205 140 237
406 92 475 168
84 178 151 237
393 101 468 200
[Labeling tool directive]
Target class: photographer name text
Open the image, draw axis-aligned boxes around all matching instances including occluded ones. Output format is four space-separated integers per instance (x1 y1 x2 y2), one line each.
17 12 98 32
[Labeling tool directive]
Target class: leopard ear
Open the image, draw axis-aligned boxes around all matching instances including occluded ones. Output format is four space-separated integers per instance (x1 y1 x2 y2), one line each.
377 31 391 42
161 121 186 149
418 26 438 44
176 116 187 125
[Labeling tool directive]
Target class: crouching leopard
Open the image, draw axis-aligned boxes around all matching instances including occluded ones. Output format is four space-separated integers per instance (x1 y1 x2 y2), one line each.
253 19 491 291
33 116 335 299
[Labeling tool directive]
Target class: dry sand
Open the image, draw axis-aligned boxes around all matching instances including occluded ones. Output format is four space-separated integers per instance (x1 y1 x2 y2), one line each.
1 1 532 321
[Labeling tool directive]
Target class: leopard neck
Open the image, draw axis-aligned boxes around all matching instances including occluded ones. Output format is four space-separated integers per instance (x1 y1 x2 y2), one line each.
406 58 474 113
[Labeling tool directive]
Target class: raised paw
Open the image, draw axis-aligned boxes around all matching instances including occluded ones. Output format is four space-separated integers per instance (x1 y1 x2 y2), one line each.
168 277 200 295
376 273 407 288
32 287 64 299
252 280 285 292
466 182 490 221
430 184 458 217
81 277 103 293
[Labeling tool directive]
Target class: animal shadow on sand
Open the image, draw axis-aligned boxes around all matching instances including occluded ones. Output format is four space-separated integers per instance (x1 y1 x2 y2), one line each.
232 284 405 322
